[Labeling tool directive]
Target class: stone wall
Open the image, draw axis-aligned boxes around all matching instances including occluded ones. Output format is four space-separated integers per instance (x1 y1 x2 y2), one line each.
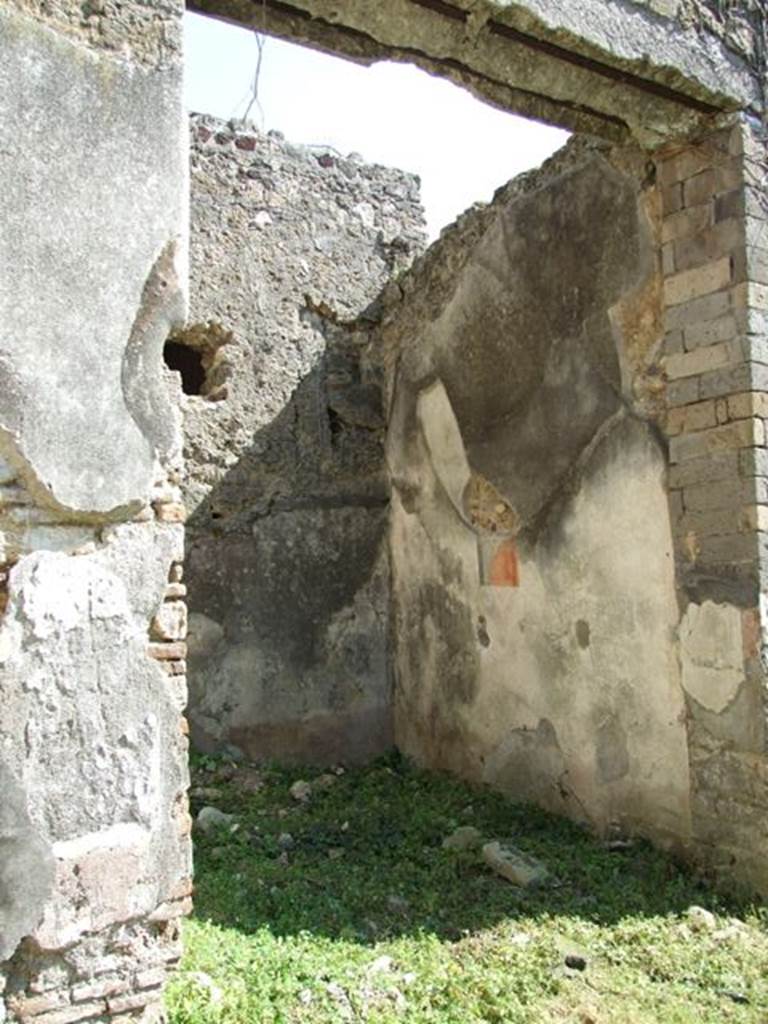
0 2 190 1022
179 115 425 764
380 122 768 893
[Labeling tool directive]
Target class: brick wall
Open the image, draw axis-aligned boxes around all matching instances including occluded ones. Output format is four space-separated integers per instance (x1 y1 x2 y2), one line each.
657 115 768 889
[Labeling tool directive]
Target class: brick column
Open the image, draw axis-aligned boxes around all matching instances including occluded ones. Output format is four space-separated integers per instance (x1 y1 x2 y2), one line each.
658 116 768 889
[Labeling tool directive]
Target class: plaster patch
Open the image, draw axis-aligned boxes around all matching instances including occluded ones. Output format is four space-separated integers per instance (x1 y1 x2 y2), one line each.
20 555 131 640
680 600 744 713
34 824 154 951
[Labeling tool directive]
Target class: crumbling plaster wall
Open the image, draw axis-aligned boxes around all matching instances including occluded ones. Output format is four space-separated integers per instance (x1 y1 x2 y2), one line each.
180 115 425 764
379 122 768 891
382 139 691 841
0 2 191 1022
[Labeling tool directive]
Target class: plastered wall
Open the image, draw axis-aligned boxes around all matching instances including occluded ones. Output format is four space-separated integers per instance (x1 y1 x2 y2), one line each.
380 129 768 891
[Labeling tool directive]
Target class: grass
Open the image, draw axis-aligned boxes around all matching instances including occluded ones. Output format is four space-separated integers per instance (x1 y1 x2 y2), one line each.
167 752 768 1024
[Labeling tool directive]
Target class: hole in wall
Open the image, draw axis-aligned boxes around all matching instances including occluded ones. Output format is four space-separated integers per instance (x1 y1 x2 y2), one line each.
164 321 235 400
164 341 206 396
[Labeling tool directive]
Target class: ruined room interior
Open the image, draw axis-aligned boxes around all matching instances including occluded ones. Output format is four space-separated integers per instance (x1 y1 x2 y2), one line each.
1 1 768 1022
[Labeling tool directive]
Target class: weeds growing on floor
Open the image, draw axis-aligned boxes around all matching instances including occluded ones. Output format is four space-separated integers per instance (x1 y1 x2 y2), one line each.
167 752 768 1023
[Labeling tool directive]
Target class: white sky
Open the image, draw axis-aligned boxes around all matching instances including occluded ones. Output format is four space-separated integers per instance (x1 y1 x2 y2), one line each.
184 11 568 239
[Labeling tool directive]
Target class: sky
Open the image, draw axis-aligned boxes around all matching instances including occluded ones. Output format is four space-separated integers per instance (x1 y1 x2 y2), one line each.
183 11 568 239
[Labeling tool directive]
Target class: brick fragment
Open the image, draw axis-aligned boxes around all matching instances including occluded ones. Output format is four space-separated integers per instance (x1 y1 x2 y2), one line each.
682 478 752 512
739 447 768 476
665 340 738 380
667 489 684 522
697 363 753 401
168 875 194 900
728 392 768 420
674 219 741 275
715 188 744 223
147 641 187 661
657 147 715 187
7 991 70 1017
661 202 712 244
150 600 187 642
683 169 715 207
153 501 186 523
160 659 187 676
664 289 730 332
731 281 768 312
662 182 683 216
675 506 744 537
713 159 743 194
753 478 768 504
107 989 162 1015
745 215 768 251
663 329 683 354
668 450 738 488
694 532 757 562
71 976 128 1003
664 399 716 436
669 418 762 463
745 246 768 286
234 134 257 151
135 968 167 991
739 506 768 532
743 186 766 220
741 309 768 340
667 376 700 407
664 256 731 307
683 314 737 351
25 1001 106 1024
148 897 193 922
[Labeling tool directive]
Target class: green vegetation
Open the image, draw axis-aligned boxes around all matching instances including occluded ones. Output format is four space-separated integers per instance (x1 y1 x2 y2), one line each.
167 753 768 1023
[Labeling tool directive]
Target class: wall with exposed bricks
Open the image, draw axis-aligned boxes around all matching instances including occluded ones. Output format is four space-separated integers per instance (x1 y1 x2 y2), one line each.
0 2 191 1023
657 118 768 888
1 3 767 1024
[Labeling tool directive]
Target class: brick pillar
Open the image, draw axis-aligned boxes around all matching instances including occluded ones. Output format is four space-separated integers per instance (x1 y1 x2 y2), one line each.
658 116 768 890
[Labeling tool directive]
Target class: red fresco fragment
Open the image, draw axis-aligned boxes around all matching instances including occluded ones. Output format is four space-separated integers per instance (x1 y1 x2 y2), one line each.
742 608 760 660
489 539 519 588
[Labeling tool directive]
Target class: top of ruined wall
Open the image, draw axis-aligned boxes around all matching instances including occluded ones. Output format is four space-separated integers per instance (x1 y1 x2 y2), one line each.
180 113 425 521
180 114 425 763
